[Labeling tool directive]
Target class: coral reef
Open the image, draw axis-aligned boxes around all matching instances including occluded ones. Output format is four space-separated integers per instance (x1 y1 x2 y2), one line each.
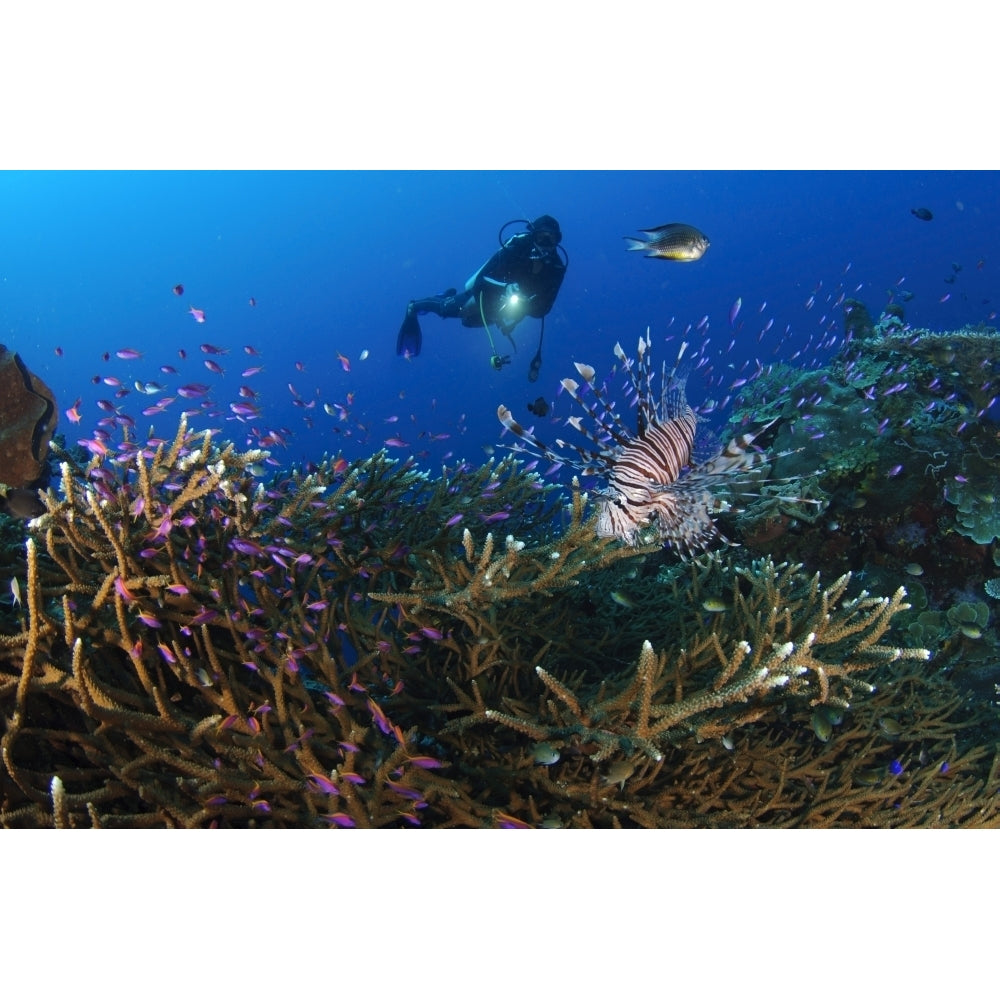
712 317 1000 722
3 409 997 828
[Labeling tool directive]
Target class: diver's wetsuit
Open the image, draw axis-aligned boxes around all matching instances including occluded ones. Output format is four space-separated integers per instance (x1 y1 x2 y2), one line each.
396 229 566 360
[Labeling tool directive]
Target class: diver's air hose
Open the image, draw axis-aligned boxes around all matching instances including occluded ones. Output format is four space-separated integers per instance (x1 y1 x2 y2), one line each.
478 291 501 360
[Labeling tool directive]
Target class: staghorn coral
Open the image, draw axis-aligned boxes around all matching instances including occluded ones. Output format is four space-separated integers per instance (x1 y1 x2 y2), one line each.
1 415 523 827
370 476 651 623
2 415 998 828
469 553 931 759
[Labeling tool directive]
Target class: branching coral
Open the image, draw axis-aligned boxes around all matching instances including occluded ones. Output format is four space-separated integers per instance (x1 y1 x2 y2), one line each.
468 554 930 760
371 476 652 624
2 415 997 828
0 417 474 827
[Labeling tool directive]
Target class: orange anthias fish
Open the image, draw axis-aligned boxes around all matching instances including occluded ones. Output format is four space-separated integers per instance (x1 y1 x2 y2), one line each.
337 353 351 373
189 307 206 323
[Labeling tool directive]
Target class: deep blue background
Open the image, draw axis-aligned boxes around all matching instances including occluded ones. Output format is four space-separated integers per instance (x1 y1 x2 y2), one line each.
2 171 997 475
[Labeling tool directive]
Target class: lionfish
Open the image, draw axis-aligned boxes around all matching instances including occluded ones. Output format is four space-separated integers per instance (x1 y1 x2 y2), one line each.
498 332 786 555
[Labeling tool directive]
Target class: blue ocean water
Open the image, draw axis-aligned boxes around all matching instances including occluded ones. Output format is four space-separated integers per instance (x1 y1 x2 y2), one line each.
1 170 997 475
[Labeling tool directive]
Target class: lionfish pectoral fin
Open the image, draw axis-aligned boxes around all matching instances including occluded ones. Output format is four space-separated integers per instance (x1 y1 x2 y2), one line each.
498 403 564 463
497 404 520 434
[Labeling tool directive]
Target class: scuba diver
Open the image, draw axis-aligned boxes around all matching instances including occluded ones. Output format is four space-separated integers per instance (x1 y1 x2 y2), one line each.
396 214 567 381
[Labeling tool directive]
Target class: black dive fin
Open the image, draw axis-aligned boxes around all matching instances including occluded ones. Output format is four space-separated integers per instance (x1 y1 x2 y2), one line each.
396 309 422 357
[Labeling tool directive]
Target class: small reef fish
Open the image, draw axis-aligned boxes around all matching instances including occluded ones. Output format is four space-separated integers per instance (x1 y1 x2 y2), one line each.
177 382 211 398
729 297 742 328
172 284 184 296
526 396 549 417
189 307 206 323
532 742 561 766
601 759 637 790
911 207 933 221
623 222 710 261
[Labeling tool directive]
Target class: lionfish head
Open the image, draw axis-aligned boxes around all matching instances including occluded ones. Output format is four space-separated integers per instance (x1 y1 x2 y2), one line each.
498 331 786 556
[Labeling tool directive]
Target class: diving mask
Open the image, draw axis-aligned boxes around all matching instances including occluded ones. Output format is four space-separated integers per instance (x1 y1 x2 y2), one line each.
532 229 558 251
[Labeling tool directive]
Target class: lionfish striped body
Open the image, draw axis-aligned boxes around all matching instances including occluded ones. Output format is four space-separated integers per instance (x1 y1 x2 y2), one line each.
498 332 778 554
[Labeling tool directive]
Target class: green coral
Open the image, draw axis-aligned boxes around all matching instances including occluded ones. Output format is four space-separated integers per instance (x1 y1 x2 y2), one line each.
946 601 991 631
906 610 947 650
947 478 1000 545
906 601 991 652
